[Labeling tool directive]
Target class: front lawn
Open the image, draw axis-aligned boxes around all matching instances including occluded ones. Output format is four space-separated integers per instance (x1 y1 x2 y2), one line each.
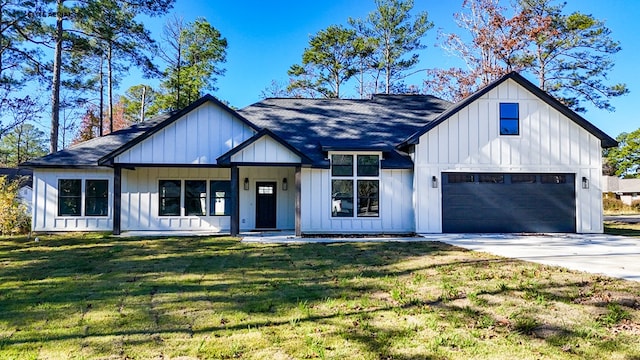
1 234 639 359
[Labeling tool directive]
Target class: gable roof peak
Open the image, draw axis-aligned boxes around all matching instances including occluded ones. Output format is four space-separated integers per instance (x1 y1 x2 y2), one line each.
402 71 617 148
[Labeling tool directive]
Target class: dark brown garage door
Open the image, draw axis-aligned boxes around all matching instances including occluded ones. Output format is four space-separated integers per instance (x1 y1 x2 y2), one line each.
442 173 576 233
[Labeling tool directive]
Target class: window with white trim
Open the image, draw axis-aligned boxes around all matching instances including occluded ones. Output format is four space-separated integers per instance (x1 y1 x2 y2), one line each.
331 154 380 218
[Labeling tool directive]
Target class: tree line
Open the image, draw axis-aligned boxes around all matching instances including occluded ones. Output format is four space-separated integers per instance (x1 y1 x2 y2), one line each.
0 0 634 176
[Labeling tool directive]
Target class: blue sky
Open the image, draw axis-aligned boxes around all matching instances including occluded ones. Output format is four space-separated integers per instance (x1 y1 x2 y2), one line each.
130 0 639 138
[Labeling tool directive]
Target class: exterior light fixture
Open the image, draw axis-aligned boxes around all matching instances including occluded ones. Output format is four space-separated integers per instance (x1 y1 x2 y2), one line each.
432 176 438 188
282 177 288 191
582 176 589 189
244 177 249 190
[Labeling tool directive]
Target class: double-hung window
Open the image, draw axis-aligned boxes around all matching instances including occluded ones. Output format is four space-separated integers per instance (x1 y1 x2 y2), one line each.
331 154 380 218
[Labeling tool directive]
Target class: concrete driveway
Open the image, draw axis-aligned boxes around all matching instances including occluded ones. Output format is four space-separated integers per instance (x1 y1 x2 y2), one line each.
427 233 640 282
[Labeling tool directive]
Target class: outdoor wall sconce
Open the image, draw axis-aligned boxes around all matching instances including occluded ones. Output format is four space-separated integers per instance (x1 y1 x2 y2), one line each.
432 176 438 188
282 177 288 191
244 177 249 190
582 176 589 189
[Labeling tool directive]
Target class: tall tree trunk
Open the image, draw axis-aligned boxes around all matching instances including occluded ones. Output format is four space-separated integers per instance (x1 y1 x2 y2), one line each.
107 41 113 133
176 42 181 109
99 56 104 136
50 0 63 153
140 86 146 122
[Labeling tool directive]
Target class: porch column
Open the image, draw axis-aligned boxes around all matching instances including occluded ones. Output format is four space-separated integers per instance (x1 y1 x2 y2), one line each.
295 166 301 237
113 166 122 235
230 165 240 236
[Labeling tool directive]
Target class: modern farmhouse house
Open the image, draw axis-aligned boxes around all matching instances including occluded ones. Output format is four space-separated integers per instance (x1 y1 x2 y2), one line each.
22 72 617 235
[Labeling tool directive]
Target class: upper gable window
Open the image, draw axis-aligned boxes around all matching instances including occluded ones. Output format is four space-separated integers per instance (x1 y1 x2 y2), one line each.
499 103 519 135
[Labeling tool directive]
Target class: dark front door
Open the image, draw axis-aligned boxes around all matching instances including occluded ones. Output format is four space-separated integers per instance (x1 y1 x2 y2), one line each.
255 182 277 229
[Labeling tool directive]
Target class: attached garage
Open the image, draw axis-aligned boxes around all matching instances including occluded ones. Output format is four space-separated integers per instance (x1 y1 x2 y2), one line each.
442 173 576 233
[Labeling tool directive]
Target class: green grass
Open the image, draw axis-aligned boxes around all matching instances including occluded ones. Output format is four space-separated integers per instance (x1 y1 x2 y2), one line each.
1 233 639 359
605 221 640 237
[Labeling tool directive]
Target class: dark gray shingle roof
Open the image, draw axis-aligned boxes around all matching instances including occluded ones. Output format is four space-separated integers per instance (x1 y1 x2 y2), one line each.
237 94 452 168
21 113 171 168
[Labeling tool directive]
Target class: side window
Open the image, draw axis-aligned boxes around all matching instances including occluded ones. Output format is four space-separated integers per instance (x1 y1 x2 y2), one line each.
499 103 519 135
210 181 231 216
85 180 108 216
159 180 181 216
58 179 82 216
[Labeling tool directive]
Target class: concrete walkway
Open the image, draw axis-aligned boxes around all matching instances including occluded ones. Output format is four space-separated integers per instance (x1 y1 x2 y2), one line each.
429 233 640 282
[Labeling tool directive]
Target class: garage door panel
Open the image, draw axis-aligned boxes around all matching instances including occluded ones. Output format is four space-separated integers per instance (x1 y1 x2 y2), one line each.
442 173 576 233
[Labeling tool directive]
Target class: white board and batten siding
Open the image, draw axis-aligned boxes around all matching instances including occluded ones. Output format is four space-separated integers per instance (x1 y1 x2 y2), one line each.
230 135 301 163
114 102 256 165
300 168 415 234
121 167 231 231
413 78 604 233
239 166 296 231
32 168 114 232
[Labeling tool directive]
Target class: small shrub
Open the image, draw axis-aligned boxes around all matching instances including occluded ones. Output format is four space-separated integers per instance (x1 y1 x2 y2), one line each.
0 176 31 235
631 199 640 212
603 197 624 211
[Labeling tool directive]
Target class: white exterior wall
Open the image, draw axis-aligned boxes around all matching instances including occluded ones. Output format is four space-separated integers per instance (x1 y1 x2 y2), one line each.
32 168 114 231
238 166 296 231
114 102 255 165
300 167 414 233
230 135 301 163
414 79 604 233
121 166 295 232
121 167 230 231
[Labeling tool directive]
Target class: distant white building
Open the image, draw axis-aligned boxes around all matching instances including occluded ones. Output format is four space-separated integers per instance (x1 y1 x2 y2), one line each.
602 176 640 205
0 168 33 213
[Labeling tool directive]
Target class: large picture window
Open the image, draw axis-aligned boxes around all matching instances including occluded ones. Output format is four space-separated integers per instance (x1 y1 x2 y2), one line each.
159 180 181 216
500 103 519 135
85 180 108 216
185 180 206 216
331 153 380 218
58 179 82 216
210 181 231 216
